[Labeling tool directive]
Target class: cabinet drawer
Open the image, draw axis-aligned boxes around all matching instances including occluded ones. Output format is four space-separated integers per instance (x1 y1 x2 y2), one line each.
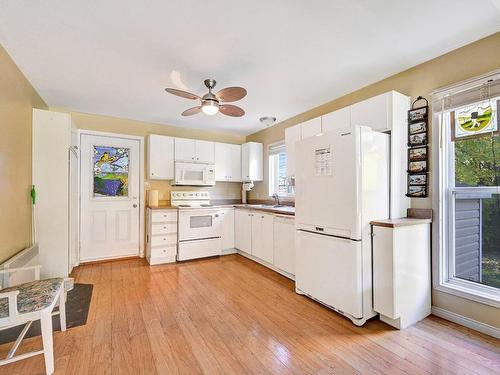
151 210 177 223
151 246 177 258
151 234 177 246
151 223 177 235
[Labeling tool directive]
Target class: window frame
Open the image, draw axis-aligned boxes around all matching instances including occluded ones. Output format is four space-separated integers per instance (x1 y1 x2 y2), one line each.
433 72 500 308
268 141 294 198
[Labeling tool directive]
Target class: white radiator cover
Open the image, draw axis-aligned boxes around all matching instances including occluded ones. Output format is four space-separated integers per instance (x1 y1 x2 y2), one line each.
0 245 39 288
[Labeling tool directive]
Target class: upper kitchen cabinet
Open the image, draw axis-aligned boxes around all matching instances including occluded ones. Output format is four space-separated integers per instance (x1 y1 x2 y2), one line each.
322 107 351 134
241 142 263 181
174 137 215 163
196 140 215 163
350 91 409 133
214 142 242 181
285 124 301 177
300 117 322 138
147 135 174 180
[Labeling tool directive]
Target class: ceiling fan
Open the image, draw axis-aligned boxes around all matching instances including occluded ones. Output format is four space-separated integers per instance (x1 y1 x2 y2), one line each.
165 79 247 117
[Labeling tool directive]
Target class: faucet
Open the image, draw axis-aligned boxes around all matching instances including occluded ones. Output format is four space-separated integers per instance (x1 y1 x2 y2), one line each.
272 193 281 207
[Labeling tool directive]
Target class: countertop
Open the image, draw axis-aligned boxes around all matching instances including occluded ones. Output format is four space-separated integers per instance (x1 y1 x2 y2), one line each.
148 204 295 216
234 204 295 216
370 217 432 228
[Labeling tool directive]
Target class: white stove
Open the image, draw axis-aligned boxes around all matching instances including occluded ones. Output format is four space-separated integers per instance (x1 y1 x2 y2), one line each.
170 191 212 208
172 191 222 261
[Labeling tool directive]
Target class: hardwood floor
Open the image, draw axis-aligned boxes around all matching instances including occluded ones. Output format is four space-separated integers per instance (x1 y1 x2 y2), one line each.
1 254 499 374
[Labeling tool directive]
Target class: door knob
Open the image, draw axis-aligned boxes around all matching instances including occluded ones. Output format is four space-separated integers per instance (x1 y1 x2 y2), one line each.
133 204 138 208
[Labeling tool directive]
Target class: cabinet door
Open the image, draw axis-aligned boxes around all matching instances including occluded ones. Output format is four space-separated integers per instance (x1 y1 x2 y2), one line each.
221 208 235 250
148 135 174 179
285 124 301 177
301 117 322 138
322 107 351 134
350 92 390 132
235 209 252 253
195 140 215 163
175 138 197 162
273 216 295 274
251 213 273 264
229 144 242 181
241 142 263 181
215 142 231 181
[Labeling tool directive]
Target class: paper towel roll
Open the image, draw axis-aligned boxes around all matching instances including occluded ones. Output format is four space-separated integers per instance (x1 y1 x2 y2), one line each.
148 190 159 207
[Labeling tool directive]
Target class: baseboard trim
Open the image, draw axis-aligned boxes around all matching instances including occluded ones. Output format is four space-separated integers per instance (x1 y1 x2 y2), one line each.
79 255 141 265
236 250 295 281
431 306 500 339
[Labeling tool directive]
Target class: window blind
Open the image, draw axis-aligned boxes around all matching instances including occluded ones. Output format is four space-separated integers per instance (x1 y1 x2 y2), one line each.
268 141 285 156
432 69 500 113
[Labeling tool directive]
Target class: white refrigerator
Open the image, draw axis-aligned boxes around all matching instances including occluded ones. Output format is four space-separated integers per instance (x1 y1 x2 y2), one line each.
294 126 389 326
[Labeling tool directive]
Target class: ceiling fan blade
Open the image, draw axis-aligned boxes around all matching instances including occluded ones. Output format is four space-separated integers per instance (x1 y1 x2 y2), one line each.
216 87 247 102
165 88 200 100
219 104 245 117
181 106 202 116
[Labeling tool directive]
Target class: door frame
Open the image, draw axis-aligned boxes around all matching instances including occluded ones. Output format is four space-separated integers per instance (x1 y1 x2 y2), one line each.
78 129 145 260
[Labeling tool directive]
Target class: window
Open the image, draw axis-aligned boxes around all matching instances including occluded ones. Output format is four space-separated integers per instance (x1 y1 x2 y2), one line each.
434 71 500 306
268 142 294 197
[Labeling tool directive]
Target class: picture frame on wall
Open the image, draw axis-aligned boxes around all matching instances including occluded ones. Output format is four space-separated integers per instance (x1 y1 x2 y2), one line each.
408 106 428 123
408 146 427 162
408 132 428 147
408 160 427 173
409 121 427 135
407 185 427 198
408 173 427 186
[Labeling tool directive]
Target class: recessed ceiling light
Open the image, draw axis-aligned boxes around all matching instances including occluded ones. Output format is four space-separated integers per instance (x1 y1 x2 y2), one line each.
259 116 277 127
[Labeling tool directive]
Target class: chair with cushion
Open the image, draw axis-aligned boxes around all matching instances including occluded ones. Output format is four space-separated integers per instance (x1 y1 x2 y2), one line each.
0 265 69 374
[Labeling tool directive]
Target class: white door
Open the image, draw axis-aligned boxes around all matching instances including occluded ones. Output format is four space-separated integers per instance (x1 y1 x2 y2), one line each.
148 135 174 179
229 144 242 181
235 209 252 253
195 140 215 163
175 138 196 161
322 107 351 134
221 208 235 250
274 215 295 274
252 213 273 263
301 117 322 138
80 134 141 261
285 124 301 177
295 230 363 318
215 143 231 181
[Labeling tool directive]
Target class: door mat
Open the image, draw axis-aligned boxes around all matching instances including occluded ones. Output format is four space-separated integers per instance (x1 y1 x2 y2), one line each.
0 283 93 345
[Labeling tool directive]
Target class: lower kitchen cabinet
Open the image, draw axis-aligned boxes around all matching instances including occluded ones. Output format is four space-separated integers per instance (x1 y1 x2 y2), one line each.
146 208 177 265
371 220 431 329
220 207 235 250
234 208 295 277
235 209 252 253
273 214 295 275
251 212 274 264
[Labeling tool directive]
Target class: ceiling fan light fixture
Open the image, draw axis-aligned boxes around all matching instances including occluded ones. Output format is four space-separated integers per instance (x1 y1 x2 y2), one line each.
201 100 219 115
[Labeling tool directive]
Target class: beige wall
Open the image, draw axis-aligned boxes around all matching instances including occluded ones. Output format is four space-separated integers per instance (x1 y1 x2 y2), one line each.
0 45 47 263
246 32 500 328
55 110 246 202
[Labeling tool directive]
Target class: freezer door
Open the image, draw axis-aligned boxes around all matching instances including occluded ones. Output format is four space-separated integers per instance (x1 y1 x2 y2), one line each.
295 230 363 318
295 128 361 239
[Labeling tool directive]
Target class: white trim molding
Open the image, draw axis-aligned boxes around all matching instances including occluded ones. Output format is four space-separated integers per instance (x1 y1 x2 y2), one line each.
432 306 500 339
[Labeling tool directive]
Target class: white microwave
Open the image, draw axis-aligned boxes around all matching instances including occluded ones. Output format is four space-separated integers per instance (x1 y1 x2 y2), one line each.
173 162 216 186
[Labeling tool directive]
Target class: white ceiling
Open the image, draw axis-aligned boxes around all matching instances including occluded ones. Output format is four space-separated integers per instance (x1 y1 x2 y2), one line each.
1 1 499 135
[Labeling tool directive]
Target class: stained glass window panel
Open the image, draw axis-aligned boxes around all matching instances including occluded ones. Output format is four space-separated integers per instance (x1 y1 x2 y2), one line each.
93 145 129 197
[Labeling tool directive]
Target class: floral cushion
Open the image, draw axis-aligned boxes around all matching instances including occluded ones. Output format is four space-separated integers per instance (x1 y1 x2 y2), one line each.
0 278 63 319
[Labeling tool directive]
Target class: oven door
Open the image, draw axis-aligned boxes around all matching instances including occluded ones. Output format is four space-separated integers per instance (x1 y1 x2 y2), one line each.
178 209 222 241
